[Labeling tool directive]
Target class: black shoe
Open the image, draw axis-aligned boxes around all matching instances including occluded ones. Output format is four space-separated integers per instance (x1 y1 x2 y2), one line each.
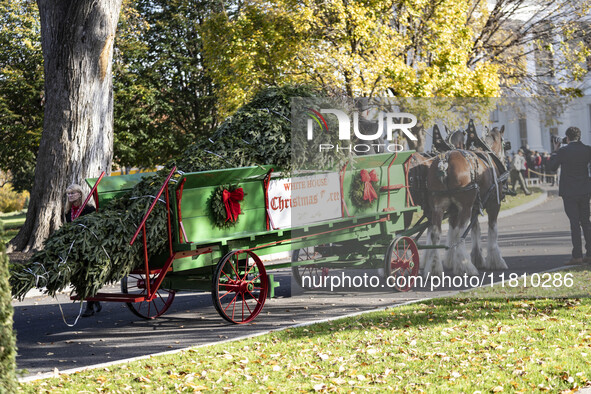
94 302 102 313
81 306 95 317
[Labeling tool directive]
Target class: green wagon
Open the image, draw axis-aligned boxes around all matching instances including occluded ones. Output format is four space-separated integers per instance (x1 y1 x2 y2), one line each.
74 151 422 324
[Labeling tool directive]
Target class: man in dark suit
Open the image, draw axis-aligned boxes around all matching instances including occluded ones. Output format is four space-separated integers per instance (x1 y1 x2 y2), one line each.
547 126 591 265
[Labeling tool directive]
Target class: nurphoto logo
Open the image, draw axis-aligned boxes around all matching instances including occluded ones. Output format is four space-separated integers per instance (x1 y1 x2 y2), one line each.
306 108 418 153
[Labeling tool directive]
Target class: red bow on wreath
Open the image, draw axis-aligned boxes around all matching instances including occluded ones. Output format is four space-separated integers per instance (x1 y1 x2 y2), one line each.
223 188 244 222
360 169 379 203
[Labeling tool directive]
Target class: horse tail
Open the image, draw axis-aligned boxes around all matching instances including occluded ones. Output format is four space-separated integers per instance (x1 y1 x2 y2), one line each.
436 154 449 184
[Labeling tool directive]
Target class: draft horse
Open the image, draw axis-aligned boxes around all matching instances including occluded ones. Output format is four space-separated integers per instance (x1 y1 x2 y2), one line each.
423 126 509 276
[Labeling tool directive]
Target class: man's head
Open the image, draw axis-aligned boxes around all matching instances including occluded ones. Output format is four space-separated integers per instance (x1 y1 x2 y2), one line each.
565 126 581 142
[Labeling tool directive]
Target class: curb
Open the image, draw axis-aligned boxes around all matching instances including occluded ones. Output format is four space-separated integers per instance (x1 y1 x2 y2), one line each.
498 191 549 220
19 296 436 383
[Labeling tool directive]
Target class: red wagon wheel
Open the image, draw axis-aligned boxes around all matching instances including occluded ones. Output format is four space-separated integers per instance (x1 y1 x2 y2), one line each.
212 250 268 324
291 247 329 290
121 272 176 319
385 236 420 292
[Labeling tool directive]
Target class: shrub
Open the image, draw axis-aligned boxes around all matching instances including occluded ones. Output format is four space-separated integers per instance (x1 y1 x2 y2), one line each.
0 184 28 213
0 227 17 392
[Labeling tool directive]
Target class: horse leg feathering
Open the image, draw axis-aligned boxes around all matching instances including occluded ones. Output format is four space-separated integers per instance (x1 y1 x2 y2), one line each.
445 194 480 276
470 218 486 269
423 227 444 277
423 200 446 277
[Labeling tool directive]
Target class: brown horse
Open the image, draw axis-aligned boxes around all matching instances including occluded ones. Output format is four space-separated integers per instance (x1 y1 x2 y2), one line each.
405 127 467 227
446 126 466 149
423 126 508 276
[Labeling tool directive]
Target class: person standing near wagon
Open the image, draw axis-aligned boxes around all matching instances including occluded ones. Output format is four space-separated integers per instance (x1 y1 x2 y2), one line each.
65 184 101 317
547 126 591 265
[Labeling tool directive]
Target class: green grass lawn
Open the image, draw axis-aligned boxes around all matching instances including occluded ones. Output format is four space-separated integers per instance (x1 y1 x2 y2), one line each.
0 210 26 229
19 270 591 393
500 187 544 211
460 266 591 299
1 228 18 244
1 210 26 243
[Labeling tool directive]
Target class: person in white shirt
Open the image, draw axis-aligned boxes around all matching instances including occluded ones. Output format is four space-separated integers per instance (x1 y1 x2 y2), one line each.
510 149 531 195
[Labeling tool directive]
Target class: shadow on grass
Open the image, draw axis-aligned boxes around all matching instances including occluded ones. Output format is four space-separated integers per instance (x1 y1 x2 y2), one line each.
279 268 591 341
277 295 589 342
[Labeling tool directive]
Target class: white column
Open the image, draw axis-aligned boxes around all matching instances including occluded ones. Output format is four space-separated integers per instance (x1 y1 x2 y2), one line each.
526 109 544 151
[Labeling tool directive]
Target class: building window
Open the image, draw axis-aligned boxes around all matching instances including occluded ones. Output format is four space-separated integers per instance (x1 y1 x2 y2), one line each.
519 117 528 148
490 108 499 123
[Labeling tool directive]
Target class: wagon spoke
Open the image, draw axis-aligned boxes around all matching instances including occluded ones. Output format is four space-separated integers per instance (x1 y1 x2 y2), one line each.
223 293 239 313
122 273 175 320
219 289 235 300
242 260 256 280
243 296 253 314
302 248 313 260
230 255 241 278
152 299 161 315
220 269 234 283
402 243 411 259
394 242 411 262
219 282 240 291
245 289 263 305
157 291 168 304
247 273 262 284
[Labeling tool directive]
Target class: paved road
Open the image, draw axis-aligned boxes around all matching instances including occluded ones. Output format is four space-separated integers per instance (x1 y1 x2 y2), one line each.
13 189 585 378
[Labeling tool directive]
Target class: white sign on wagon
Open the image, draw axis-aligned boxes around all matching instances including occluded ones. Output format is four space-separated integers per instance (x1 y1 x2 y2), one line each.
267 173 342 229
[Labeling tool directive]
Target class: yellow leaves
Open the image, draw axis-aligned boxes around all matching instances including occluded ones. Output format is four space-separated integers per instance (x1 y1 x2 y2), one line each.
95 375 107 384
317 353 330 361
203 0 505 107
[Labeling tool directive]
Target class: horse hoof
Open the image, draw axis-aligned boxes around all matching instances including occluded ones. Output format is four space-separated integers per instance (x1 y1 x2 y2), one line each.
454 263 479 277
471 251 486 269
488 258 508 270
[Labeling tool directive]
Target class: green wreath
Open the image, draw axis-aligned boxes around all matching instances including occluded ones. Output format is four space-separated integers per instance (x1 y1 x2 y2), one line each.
208 184 245 229
350 170 379 208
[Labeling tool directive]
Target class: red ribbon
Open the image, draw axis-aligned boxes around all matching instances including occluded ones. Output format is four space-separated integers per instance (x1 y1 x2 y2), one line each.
361 169 378 203
223 188 244 222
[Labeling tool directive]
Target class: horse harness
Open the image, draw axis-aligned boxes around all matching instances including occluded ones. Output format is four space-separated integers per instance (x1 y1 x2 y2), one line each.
431 148 510 240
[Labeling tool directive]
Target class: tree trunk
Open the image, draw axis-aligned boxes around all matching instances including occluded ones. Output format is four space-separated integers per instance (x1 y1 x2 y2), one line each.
9 0 121 252
407 123 426 153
